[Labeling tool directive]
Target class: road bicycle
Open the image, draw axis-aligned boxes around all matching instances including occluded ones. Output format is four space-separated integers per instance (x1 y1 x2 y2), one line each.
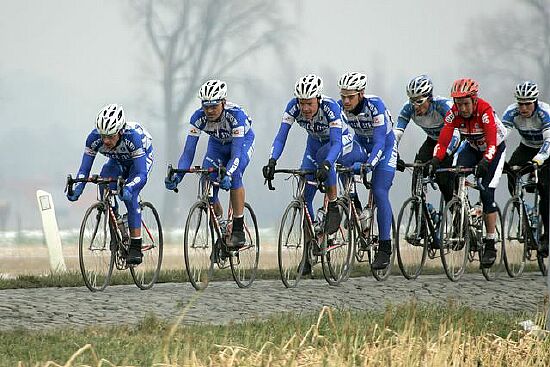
66 174 163 292
502 163 548 277
266 168 353 287
395 162 443 279
436 167 505 281
167 165 259 290
336 164 395 281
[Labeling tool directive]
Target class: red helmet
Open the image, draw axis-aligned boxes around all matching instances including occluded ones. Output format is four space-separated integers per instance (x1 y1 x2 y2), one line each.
450 78 479 98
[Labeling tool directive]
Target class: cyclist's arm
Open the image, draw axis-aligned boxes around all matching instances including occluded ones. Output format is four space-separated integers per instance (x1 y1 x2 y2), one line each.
480 106 498 162
394 101 413 144
534 107 550 162
324 100 343 165
74 132 99 189
124 133 148 194
177 135 199 173
433 110 456 160
270 103 296 160
366 123 386 167
226 113 248 176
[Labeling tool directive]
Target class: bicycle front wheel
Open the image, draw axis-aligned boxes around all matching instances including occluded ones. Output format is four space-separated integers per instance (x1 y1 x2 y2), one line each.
439 199 469 281
502 198 527 277
184 201 214 290
321 199 353 286
230 203 260 288
278 201 306 288
396 197 428 280
130 202 163 290
481 207 505 281
79 202 115 292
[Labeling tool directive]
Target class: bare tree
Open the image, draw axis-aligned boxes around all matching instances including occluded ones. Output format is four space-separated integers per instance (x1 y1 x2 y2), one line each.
130 0 291 225
462 0 550 103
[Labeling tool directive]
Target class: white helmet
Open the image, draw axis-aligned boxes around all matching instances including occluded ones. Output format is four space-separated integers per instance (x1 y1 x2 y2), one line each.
198 79 227 103
338 72 367 91
96 104 125 135
515 81 539 103
294 74 323 99
406 75 433 99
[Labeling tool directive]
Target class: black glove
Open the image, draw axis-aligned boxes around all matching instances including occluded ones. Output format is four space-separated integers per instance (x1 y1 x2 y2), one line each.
316 160 331 183
262 158 277 180
427 157 441 176
476 157 490 179
396 153 405 172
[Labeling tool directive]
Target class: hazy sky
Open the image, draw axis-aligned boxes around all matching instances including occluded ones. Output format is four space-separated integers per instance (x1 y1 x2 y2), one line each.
0 0 522 229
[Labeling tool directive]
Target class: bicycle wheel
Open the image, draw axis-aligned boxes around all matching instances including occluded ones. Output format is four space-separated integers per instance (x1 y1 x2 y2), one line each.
535 213 548 276
230 203 260 288
439 199 469 281
278 201 306 288
321 199 353 286
396 197 428 280
481 207 505 281
130 202 163 290
184 201 215 290
502 198 526 277
79 202 115 292
369 205 396 281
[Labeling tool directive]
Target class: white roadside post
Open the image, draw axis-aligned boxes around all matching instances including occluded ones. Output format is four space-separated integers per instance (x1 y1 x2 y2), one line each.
36 190 67 272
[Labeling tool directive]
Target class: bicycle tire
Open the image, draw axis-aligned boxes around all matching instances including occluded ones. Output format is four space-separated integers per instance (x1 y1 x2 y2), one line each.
481 206 505 281
396 197 428 280
439 198 469 281
130 201 164 290
230 202 260 288
184 201 215 291
79 202 115 292
321 199 353 286
502 198 526 278
278 201 306 288
536 213 548 276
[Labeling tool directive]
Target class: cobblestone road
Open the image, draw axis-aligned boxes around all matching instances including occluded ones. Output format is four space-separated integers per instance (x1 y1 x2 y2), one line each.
0 273 547 331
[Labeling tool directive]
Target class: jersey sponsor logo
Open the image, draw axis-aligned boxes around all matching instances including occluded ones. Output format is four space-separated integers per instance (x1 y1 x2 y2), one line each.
485 145 496 160
322 104 336 120
373 114 384 127
189 126 201 136
282 112 295 125
329 119 342 128
232 126 244 137
445 112 455 124
482 113 489 124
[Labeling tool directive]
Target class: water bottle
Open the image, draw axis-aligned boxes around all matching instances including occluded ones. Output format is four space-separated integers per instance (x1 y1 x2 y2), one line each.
359 208 371 231
526 204 538 229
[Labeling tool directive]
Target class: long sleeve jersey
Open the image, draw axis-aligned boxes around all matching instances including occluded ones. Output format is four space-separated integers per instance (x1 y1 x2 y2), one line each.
394 96 453 143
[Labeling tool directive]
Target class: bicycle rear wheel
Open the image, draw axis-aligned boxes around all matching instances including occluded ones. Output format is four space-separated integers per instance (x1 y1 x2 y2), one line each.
502 198 526 278
369 205 395 281
321 199 353 286
536 214 548 276
184 201 214 290
79 202 115 292
230 203 260 288
278 201 306 288
439 199 469 281
481 207 505 280
396 197 428 280
130 202 163 290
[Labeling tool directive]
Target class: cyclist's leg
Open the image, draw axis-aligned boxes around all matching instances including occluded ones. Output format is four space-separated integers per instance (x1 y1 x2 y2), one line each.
506 143 533 196
316 141 340 233
480 143 506 266
301 137 322 221
228 134 255 247
338 141 367 211
202 139 226 217
99 159 123 211
539 158 549 251
370 136 397 269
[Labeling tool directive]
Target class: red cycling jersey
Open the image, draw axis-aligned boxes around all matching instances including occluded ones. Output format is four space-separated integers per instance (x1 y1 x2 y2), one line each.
434 97 506 162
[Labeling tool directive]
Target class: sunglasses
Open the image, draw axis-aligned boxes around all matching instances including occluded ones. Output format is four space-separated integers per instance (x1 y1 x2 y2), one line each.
410 96 429 106
340 92 360 100
202 100 222 107
517 101 534 106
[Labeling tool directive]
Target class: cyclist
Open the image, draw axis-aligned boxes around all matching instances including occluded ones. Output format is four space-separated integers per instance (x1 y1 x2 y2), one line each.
429 78 508 268
67 104 154 265
164 79 255 249
502 81 550 256
262 74 352 240
335 71 397 270
395 75 456 203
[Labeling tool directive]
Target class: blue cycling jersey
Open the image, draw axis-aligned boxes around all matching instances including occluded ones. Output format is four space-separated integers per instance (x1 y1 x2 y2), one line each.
78 121 153 193
395 96 452 142
270 96 353 165
502 101 550 160
178 102 254 176
338 94 395 168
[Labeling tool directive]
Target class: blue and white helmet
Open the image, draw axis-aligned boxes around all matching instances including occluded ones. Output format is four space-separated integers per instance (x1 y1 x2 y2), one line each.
96 104 125 135
198 79 227 103
515 81 539 103
294 74 323 99
406 75 433 99
338 72 367 91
